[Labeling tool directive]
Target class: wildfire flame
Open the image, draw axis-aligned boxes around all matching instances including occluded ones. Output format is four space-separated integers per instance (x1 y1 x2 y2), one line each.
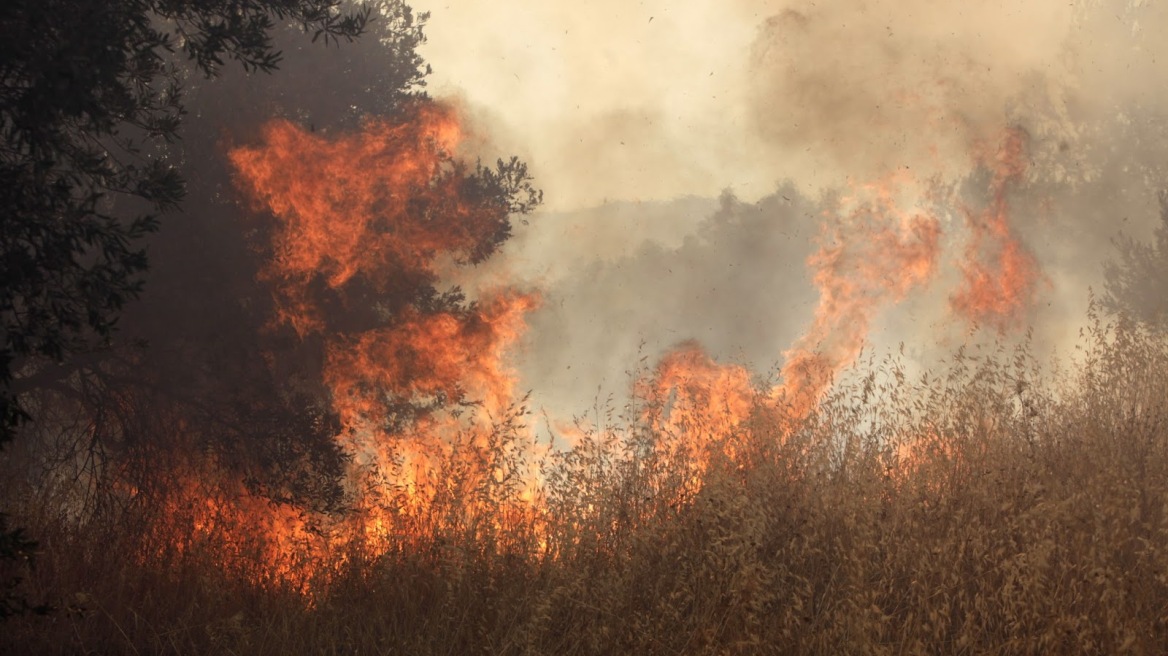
773 180 941 418
645 177 941 438
646 129 1044 443
324 289 538 435
227 103 508 337
637 342 755 492
126 102 543 588
643 128 1045 461
134 104 1050 592
950 128 1044 331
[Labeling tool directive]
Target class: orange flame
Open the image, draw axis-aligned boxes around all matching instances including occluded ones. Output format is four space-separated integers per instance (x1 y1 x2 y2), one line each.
325 288 539 539
325 289 539 434
126 458 335 593
639 179 941 483
132 101 1054 593
128 102 544 587
227 103 505 336
950 128 1043 332
773 181 941 418
623 129 1048 502
642 342 754 433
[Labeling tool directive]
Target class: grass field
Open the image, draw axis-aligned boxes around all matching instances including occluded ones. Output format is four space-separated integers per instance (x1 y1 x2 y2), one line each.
4 311 1168 655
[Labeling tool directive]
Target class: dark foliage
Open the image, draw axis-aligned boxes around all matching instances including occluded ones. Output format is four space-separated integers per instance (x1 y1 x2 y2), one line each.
0 0 370 445
1104 191 1168 329
3 0 539 522
0 513 50 619
1 0 371 619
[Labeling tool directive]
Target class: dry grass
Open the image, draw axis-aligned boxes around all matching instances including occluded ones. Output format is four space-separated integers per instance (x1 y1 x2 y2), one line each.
6 311 1168 654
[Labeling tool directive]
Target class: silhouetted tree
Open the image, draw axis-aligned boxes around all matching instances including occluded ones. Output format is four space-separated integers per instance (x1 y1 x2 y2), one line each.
0 0 376 617
0 0 376 443
5 0 541 523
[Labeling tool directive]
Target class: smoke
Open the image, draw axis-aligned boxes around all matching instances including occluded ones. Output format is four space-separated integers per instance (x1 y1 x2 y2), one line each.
128 0 1168 471
746 0 1076 188
409 0 1168 419
412 0 768 209
413 0 1145 208
512 189 819 417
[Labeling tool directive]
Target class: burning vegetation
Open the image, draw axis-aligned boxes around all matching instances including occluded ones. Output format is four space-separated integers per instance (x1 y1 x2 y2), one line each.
950 129 1045 332
6 1 1168 654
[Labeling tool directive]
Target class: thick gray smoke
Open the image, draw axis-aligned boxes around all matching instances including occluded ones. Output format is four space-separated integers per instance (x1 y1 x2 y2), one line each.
506 190 819 415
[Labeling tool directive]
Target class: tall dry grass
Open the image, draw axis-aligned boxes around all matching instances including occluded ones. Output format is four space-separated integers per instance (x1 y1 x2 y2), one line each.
5 308 1168 654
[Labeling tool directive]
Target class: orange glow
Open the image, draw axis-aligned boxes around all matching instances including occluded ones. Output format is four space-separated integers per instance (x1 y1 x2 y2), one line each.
773 181 941 419
648 343 755 494
129 103 545 588
324 288 541 554
639 131 1047 450
128 460 335 593
642 341 754 435
618 342 755 503
637 178 942 487
228 103 501 337
324 289 539 433
950 128 1043 332
892 430 944 482
132 103 1054 594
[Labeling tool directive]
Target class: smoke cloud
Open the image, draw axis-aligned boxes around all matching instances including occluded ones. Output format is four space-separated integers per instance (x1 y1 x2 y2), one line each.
139 0 1168 425
418 1 1167 199
747 0 1076 186
512 190 819 416
405 0 1168 416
